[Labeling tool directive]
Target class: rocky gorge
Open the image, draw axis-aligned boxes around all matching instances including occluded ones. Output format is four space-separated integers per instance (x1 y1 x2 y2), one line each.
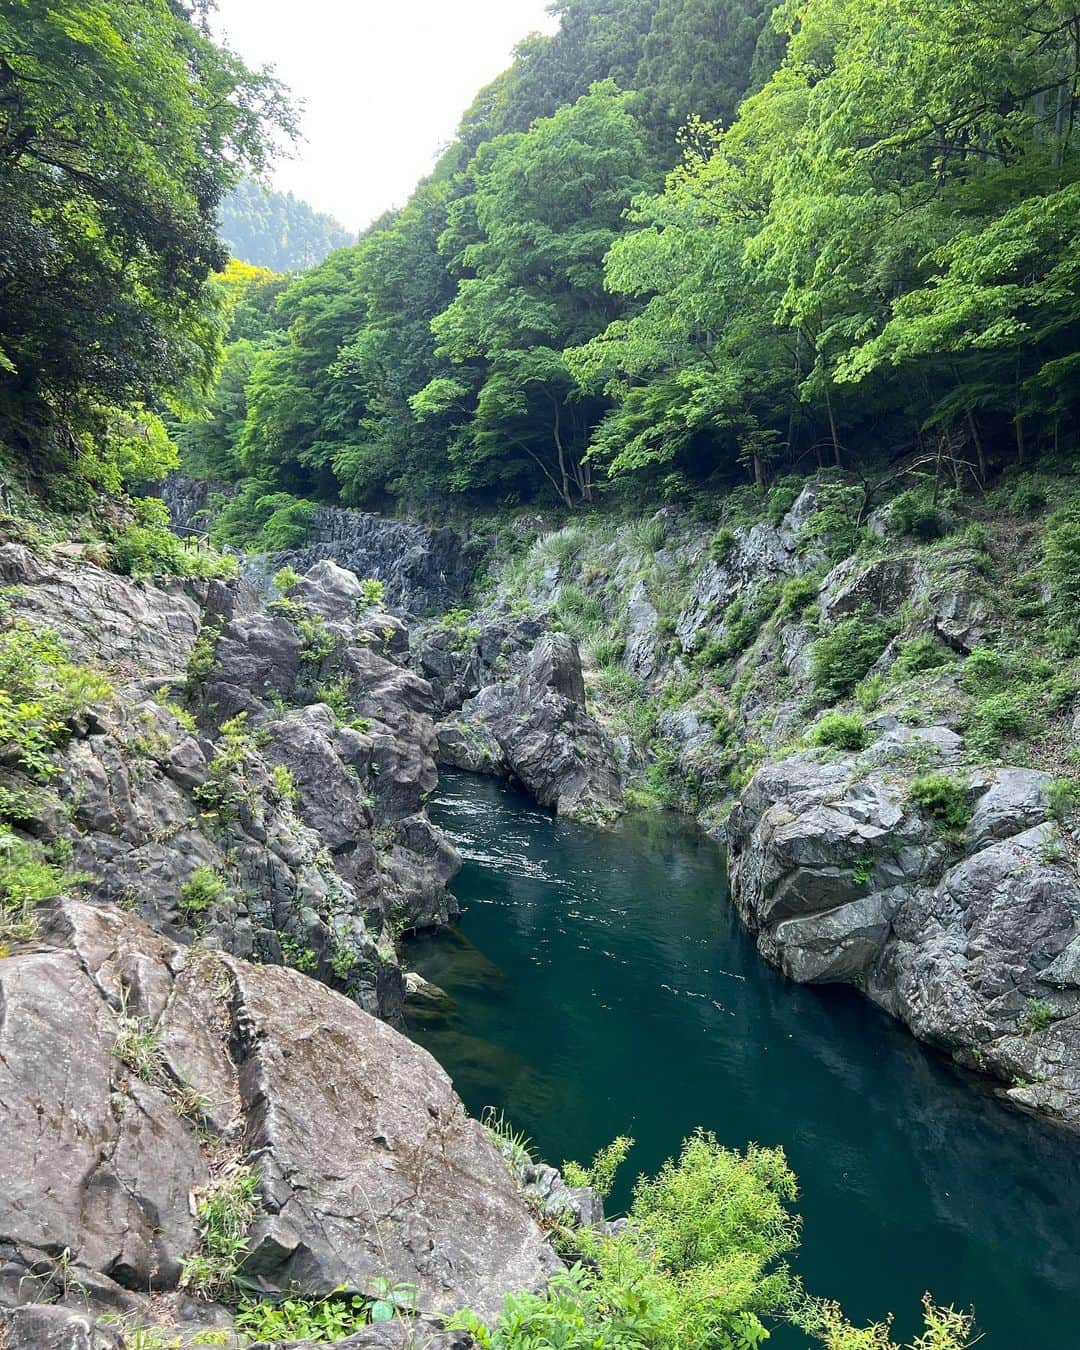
402 478 1080 1134
4 469 1080 1346
0 528 617 1347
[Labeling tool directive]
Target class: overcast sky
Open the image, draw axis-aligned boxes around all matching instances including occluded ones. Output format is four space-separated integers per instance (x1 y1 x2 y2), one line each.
212 0 559 232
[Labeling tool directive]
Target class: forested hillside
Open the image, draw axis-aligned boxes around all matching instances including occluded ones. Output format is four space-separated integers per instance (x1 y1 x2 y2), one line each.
177 0 1080 520
219 180 355 271
0 0 291 499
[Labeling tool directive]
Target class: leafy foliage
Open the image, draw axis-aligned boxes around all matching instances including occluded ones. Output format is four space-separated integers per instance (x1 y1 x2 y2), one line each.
0 0 291 481
811 613 897 703
454 1130 799 1349
909 774 972 832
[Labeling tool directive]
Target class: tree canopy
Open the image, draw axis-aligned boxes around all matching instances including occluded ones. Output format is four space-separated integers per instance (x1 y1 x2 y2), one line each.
0 0 290 487
171 0 1080 512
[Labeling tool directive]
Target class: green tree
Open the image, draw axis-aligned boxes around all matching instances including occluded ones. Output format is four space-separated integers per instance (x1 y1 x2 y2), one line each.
416 82 657 507
0 0 291 479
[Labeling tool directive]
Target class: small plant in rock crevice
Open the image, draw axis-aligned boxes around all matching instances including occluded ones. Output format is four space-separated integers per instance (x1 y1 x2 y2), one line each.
909 773 972 832
1018 997 1055 1034
357 577 385 607
180 1163 261 1301
178 865 228 923
113 991 164 1083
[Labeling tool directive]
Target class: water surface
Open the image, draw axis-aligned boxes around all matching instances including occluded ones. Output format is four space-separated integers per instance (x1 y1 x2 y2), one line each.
407 773 1080 1346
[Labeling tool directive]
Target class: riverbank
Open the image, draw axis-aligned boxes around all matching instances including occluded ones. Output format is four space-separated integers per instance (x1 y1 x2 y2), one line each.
409 772 1080 1348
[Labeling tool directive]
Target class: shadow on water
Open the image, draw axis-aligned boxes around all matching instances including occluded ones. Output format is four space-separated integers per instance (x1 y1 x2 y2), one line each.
405 773 1080 1347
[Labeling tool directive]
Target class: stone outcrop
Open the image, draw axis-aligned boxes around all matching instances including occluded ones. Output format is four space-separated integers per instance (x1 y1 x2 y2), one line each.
728 732 1080 1129
160 474 476 615
0 899 557 1341
2 544 459 1025
431 630 624 825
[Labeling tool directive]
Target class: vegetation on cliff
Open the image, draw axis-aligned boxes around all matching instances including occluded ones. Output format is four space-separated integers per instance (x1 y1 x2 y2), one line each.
170 0 1079 516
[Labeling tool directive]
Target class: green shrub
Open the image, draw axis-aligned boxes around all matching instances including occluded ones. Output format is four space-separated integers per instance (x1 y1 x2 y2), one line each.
699 584 783 669
1043 518 1080 623
965 692 1031 758
798 482 865 561
561 1135 634 1201
107 522 236 580
895 635 951 677
909 773 972 831
297 614 336 665
890 487 951 541
211 482 317 553
0 621 113 780
962 523 990 553
0 830 81 948
273 565 302 591
270 763 299 804
810 612 897 703
235 1281 417 1342
358 577 385 607
804 1294 976 1350
777 573 820 619
1018 997 1054 1033
1009 474 1048 515
710 527 736 562
855 673 886 712
1046 778 1080 822
178 865 227 921
451 1130 799 1350
766 477 802 525
809 713 869 751
187 628 222 692
193 714 256 822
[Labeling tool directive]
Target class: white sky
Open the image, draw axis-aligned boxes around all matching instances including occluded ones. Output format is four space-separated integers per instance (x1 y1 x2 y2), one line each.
212 0 559 233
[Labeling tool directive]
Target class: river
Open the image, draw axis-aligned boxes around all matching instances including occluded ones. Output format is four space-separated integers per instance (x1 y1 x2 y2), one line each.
405 772 1080 1346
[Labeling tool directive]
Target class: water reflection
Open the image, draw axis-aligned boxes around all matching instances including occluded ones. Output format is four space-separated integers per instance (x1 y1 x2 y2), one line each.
408 774 1080 1347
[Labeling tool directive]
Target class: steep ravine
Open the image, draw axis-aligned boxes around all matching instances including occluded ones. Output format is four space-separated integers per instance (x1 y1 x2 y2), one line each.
155 476 1080 1134
0 535 588 1348
404 481 1080 1134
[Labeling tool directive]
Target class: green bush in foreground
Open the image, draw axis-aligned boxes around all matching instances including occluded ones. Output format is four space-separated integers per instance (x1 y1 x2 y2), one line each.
809 713 869 752
909 774 972 832
453 1130 800 1349
811 613 897 703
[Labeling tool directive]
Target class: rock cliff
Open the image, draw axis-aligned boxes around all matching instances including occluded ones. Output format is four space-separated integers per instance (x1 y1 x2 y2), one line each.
0 542 458 1022
443 477 1080 1131
0 899 556 1346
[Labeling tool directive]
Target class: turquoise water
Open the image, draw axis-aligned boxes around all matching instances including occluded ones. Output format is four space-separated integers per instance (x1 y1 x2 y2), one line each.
406 772 1080 1346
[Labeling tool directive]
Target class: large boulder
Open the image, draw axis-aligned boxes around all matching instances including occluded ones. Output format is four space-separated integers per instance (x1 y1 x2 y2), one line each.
435 634 623 825
729 737 1080 1129
0 901 558 1333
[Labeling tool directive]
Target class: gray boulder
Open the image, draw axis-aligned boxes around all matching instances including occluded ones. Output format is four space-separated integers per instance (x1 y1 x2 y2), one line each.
0 900 558 1331
729 736 1080 1130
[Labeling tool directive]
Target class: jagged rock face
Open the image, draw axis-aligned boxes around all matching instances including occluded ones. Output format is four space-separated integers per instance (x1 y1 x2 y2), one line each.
5 548 459 1024
416 610 549 716
434 632 623 826
0 900 555 1338
282 506 476 616
158 471 237 537
728 732 1080 1130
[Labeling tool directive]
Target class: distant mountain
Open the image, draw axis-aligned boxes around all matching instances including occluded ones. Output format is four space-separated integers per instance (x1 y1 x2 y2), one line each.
219 181 355 272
